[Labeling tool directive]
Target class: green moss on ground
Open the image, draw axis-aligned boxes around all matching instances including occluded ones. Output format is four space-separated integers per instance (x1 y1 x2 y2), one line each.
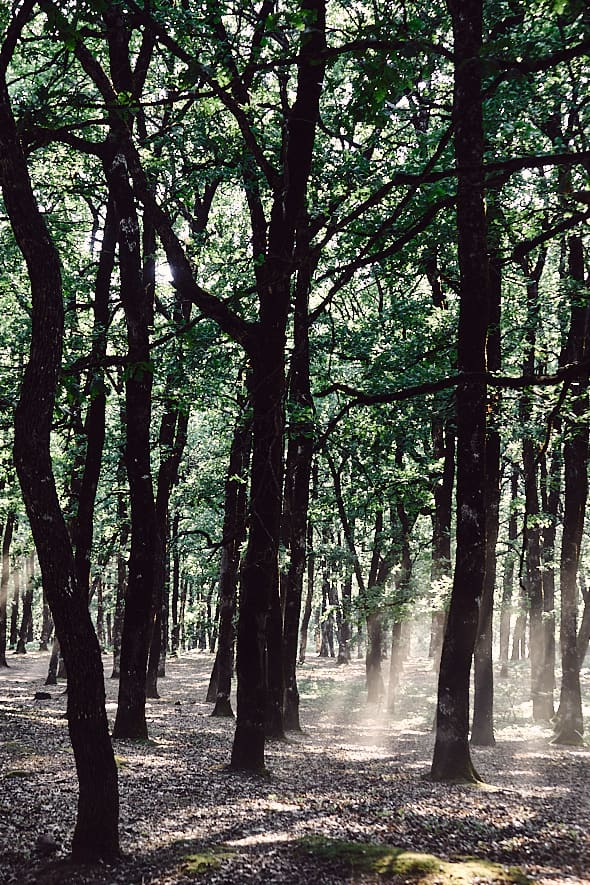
298 836 530 883
182 847 235 875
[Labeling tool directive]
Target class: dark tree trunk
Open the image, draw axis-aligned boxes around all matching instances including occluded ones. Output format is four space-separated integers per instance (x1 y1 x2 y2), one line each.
499 465 519 677
231 339 286 769
298 468 318 665
431 0 488 783
366 611 385 703
387 621 404 712
9 558 19 649
39 590 53 652
538 443 560 715
338 565 353 666
577 585 590 666
282 237 316 730
16 553 35 654
230 0 326 771
146 228 191 699
388 498 413 712
471 243 502 747
111 456 129 680
429 412 454 670
95 577 105 652
554 235 588 746
146 401 189 699
170 511 181 656
0 511 15 666
99 7 156 740
519 248 549 719
179 575 188 651
46 638 60 686
0 46 119 859
212 400 251 718
265 577 286 739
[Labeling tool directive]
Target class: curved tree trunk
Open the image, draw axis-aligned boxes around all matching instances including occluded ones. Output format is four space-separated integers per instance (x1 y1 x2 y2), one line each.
0 41 119 859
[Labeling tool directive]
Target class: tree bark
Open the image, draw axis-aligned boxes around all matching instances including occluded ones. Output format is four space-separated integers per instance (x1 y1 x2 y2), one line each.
431 0 488 783
298 467 318 664
230 0 326 771
0 511 15 666
102 7 156 739
499 465 519 677
282 231 316 729
16 553 35 654
519 248 549 719
471 242 502 747
111 454 129 680
211 398 251 718
0 39 119 857
430 412 454 670
553 235 588 745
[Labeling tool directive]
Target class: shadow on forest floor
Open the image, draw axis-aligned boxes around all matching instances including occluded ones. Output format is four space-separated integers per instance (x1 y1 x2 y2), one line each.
1 646 589 884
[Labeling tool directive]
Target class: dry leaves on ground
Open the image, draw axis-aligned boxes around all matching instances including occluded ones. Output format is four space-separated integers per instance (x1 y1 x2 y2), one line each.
1 647 589 884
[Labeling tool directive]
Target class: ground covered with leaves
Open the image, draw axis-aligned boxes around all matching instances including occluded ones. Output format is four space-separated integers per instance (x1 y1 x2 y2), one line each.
1 646 589 884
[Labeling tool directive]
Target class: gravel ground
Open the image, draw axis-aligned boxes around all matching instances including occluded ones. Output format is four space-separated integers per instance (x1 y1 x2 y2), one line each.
1 647 589 884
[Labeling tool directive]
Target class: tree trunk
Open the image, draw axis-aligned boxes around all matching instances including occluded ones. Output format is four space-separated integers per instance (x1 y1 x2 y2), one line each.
577 584 590 666
16 553 35 654
231 339 286 769
0 50 119 858
230 0 326 772
519 247 549 718
431 0 488 783
471 242 502 747
146 404 189 699
430 412 455 670
212 400 251 718
499 465 519 677
9 558 19 649
99 8 156 740
111 457 129 680
553 235 588 746
39 590 53 652
283 239 316 729
46 638 60 686
538 444 560 716
0 512 15 666
298 470 317 665
170 511 181 657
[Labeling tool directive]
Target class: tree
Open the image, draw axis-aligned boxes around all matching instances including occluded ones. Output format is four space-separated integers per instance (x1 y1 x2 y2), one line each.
553 234 588 746
0 6 119 860
431 0 488 784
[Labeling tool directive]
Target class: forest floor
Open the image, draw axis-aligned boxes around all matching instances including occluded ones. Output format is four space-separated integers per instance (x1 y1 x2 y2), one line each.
1 643 589 885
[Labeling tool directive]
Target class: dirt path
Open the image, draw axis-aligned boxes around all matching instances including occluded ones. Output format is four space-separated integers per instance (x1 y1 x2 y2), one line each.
1 649 589 884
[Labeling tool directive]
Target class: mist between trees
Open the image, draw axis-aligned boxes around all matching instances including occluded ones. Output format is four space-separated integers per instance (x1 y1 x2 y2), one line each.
0 0 589 867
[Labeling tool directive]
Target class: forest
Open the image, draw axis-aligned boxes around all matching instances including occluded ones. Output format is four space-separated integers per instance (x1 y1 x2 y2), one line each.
0 0 589 882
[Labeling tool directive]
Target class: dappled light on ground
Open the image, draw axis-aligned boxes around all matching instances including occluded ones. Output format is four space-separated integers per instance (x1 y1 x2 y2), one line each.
1 649 589 883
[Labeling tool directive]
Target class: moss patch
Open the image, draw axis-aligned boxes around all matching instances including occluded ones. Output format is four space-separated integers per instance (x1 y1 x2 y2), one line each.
298 837 530 883
182 847 235 875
